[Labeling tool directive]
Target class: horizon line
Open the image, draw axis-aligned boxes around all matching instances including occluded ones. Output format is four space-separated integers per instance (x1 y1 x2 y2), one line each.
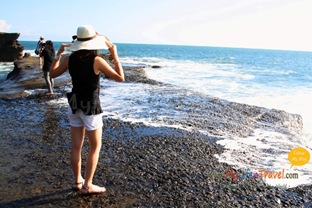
17 40 312 53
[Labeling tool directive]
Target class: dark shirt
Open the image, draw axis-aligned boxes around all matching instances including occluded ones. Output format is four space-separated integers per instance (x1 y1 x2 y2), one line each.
41 49 54 71
67 53 102 115
35 41 44 55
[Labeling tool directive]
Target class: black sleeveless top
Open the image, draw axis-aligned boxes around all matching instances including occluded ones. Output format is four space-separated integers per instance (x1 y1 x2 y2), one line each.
67 53 103 115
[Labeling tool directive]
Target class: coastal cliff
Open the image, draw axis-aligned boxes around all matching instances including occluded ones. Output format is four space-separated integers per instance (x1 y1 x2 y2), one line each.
0 32 24 62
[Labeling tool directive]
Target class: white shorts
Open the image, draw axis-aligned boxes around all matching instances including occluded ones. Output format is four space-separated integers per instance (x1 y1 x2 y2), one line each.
67 107 103 131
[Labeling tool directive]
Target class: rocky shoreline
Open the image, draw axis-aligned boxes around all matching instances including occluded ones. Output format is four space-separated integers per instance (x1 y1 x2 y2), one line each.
0 56 311 207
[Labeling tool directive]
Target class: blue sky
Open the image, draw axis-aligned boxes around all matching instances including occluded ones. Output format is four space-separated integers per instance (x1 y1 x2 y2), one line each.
1 0 312 51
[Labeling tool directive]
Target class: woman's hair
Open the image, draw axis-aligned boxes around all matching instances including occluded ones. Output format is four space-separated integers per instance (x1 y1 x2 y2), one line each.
45 40 53 46
45 40 55 56
73 50 99 59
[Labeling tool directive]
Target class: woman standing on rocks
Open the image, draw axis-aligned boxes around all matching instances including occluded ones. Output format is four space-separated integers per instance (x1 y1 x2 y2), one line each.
40 40 55 95
50 25 124 194
35 36 45 69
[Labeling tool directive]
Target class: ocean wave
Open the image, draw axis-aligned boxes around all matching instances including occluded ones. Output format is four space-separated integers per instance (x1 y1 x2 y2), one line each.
0 62 14 81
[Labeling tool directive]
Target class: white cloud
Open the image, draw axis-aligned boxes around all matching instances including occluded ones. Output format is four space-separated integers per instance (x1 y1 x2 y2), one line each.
0 20 11 32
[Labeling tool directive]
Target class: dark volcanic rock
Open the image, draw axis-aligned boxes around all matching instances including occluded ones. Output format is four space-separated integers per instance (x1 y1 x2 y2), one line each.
0 32 24 62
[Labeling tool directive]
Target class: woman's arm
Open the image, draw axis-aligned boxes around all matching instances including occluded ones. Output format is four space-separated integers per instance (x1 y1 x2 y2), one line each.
94 42 125 82
50 44 71 78
50 56 69 78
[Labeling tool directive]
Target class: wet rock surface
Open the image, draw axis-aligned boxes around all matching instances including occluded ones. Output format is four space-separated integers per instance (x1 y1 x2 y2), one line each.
0 56 71 99
0 57 311 207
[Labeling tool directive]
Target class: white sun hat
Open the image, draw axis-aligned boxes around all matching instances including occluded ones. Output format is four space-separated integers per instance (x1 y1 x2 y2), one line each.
68 25 108 51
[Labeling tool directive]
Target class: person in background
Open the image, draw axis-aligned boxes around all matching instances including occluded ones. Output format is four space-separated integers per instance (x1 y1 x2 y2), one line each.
71 35 77 43
50 25 124 194
35 36 45 69
35 36 45 54
40 40 55 95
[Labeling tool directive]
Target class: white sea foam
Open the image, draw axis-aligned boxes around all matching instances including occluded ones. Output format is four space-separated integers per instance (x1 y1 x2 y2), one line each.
140 59 312 188
0 62 14 81
144 60 312 131
216 129 312 188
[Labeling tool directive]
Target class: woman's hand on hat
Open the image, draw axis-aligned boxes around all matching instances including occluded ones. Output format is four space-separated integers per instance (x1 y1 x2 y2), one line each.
57 43 71 56
108 43 117 55
105 40 114 49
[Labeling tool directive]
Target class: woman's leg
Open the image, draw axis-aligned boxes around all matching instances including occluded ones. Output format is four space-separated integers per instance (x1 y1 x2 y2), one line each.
44 71 53 94
82 127 105 193
71 126 85 188
50 75 54 88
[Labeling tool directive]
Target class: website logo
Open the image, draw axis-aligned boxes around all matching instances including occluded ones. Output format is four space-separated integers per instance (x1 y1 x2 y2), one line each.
225 147 310 189
288 147 310 169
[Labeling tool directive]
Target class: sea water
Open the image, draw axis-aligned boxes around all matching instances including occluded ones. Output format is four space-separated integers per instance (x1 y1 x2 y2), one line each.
1 41 312 188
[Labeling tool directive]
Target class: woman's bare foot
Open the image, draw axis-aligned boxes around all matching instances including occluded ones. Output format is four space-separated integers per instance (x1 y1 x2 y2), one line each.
73 179 85 191
80 184 106 195
45 92 54 96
